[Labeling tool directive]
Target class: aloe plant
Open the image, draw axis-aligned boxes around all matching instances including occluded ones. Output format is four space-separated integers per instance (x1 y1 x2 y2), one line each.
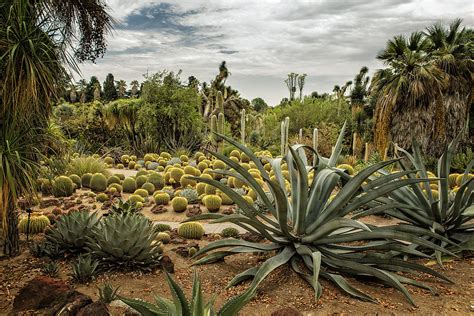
119 271 249 316
354 133 473 262
185 124 454 307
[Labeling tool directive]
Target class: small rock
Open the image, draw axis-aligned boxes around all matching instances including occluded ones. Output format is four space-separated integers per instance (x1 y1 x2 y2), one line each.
77 300 109 316
222 207 235 215
169 237 186 244
63 201 76 210
40 198 61 208
186 205 202 217
241 232 264 243
160 255 174 273
172 246 189 257
151 205 167 214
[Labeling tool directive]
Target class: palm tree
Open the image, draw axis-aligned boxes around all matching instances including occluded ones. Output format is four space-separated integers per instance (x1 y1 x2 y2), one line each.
130 80 139 98
333 81 352 116
116 80 127 98
0 0 112 256
372 20 471 156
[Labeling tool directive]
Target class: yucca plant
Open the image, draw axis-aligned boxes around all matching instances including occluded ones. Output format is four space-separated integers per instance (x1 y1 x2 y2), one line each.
45 211 100 254
354 133 473 263
86 213 162 271
185 125 454 307
119 271 249 315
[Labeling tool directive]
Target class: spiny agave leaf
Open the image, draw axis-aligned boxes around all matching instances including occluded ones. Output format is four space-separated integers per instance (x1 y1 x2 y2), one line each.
388 273 437 294
295 244 322 300
192 239 282 259
290 256 323 299
450 178 474 224
328 121 347 168
217 290 254 316
307 159 400 232
302 218 371 243
462 205 474 216
306 169 340 223
265 177 293 239
321 271 377 303
118 296 165 316
362 170 417 191
324 242 430 258
353 202 433 227
226 266 259 288
191 271 204 316
191 251 235 266
165 272 191 316
324 257 416 306
288 145 309 234
381 224 458 247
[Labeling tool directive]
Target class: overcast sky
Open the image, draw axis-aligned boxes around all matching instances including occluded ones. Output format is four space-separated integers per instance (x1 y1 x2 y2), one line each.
79 0 473 106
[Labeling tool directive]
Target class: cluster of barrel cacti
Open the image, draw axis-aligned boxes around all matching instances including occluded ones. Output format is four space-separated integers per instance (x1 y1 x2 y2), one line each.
18 214 50 234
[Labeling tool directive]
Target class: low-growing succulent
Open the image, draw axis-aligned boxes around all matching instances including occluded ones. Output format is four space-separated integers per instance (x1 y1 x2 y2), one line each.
107 175 121 186
178 222 204 239
18 215 50 234
52 176 74 197
86 213 162 270
42 261 59 277
122 177 137 193
81 173 93 188
72 255 99 282
96 193 109 203
136 175 148 188
98 283 120 304
134 188 149 198
154 192 170 205
148 173 165 190
336 163 355 175
171 196 188 212
46 211 100 253
203 195 222 212
69 174 82 188
167 157 182 166
157 232 171 244
220 227 240 238
141 182 156 195
110 199 140 215
128 194 145 204
108 183 122 193
90 173 107 192
153 225 171 235
179 188 199 204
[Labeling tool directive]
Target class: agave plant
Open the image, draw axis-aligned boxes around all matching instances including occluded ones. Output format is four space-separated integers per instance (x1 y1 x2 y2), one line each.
86 213 162 271
354 133 473 262
109 199 140 215
72 255 99 282
45 211 100 253
98 283 120 304
185 125 454 307
119 271 249 315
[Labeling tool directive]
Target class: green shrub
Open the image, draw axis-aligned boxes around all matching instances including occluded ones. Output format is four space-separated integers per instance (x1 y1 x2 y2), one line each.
122 177 137 193
90 173 107 192
68 157 108 177
178 222 204 239
171 196 187 212
52 176 74 197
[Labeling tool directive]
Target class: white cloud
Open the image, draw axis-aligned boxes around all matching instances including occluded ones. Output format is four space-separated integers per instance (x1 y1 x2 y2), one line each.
79 0 474 105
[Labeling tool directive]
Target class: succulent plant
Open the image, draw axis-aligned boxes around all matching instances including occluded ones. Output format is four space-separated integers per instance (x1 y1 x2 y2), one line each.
180 176 196 188
104 157 115 165
171 197 188 213
154 192 170 205
170 168 184 184
120 271 249 315
29 240 65 258
196 183 206 196
18 215 50 234
128 161 136 169
203 195 222 212
90 173 107 192
86 213 162 270
46 211 100 253
98 283 120 304
81 173 93 188
148 173 165 190
220 227 240 238
163 188 175 199
136 175 148 188
179 188 199 204
185 124 455 307
96 193 109 203
157 232 171 244
128 194 145 204
107 175 121 186
155 223 172 232
72 255 99 282
69 174 82 188
204 184 217 195
122 177 137 193
52 176 74 197
109 199 140 215
141 182 156 195
336 163 355 175
167 157 182 166
42 261 59 277
134 188 149 198
178 222 204 239
108 183 122 193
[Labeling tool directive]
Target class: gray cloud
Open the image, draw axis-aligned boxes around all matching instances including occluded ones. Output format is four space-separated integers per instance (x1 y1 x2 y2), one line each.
79 0 473 105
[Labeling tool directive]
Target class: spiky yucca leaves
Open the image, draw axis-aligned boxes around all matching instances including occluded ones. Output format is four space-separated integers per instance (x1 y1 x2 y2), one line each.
86 213 162 271
355 133 473 261
185 125 454 307
46 211 100 253
119 271 249 316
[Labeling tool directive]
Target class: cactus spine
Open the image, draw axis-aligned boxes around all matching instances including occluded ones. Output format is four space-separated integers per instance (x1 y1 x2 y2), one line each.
280 117 290 156
241 109 246 144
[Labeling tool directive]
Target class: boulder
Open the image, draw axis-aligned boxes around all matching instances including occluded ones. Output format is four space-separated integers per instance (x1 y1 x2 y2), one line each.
77 300 109 316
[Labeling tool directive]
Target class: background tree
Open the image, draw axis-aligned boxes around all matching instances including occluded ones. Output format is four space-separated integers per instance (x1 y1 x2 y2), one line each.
116 80 127 99
251 97 268 112
285 73 298 101
350 67 370 158
297 74 307 100
103 73 117 101
130 80 140 98
77 79 87 103
93 82 102 101
86 76 100 102
0 0 112 256
372 19 472 156
69 84 77 103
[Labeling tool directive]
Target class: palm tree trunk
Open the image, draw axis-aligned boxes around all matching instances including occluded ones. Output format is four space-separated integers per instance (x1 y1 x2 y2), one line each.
2 187 19 257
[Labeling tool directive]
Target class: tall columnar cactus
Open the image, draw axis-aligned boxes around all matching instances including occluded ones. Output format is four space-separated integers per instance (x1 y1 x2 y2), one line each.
299 128 303 143
216 91 224 114
241 108 246 144
280 116 290 156
313 128 318 165
210 114 218 145
217 113 225 153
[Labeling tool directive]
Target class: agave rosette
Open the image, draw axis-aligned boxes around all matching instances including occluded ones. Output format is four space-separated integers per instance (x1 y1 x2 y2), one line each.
185 124 454 308
354 132 473 261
